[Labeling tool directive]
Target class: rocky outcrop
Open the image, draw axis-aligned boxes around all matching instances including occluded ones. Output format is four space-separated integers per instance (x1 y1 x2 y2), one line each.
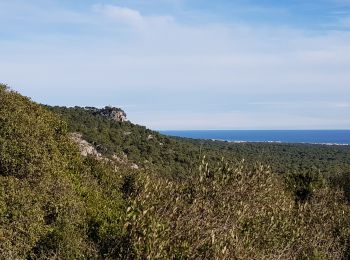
99 106 127 122
85 106 128 122
69 133 102 158
70 132 139 169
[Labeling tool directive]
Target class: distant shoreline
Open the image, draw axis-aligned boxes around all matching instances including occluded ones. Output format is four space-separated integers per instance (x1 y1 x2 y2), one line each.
159 130 350 146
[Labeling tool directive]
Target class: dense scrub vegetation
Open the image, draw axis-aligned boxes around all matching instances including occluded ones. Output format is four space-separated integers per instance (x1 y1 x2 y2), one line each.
49 106 350 176
49 105 350 201
48 105 206 179
1 84 350 259
124 159 349 259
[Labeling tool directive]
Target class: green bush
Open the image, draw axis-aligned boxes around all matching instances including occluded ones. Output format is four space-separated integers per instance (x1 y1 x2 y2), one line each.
122 157 349 259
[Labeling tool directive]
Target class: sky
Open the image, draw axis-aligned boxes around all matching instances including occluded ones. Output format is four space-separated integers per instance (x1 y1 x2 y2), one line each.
1 0 350 130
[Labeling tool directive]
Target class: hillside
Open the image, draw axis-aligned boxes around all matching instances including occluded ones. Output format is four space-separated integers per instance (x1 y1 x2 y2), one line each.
1 85 349 259
49 105 350 201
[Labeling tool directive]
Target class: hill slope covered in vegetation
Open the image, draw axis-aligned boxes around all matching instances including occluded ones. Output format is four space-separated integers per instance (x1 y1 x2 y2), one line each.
1 84 349 259
49 105 350 202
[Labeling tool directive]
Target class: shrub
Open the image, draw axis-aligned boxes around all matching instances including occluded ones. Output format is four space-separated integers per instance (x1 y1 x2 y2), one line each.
122 157 349 259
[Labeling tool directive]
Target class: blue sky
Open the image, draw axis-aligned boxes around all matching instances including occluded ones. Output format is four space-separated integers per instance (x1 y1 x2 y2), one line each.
1 0 350 130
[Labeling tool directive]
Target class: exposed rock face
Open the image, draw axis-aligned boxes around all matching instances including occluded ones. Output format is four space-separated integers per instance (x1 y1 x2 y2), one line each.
130 163 139 170
100 106 127 122
70 132 139 170
69 133 102 158
85 106 127 122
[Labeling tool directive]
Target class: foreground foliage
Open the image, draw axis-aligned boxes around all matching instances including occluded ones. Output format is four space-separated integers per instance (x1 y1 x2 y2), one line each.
122 157 349 259
0 85 349 259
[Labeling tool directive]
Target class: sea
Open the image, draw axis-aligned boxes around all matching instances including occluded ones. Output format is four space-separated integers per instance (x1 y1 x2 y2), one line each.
159 130 350 145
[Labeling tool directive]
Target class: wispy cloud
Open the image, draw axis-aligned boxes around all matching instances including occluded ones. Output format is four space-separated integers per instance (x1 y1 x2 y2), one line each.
93 5 144 28
92 4 173 29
